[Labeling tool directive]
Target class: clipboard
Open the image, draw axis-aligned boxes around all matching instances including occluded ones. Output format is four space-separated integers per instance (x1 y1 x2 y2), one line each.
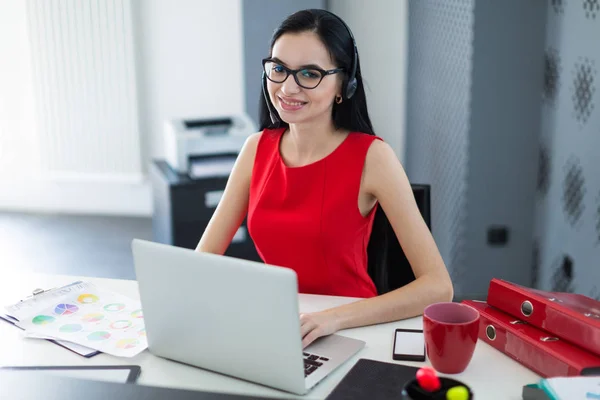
0 365 141 384
1 281 101 358
12 281 84 305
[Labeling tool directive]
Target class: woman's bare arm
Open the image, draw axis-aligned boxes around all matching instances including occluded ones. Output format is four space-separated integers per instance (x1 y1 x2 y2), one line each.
195 132 261 255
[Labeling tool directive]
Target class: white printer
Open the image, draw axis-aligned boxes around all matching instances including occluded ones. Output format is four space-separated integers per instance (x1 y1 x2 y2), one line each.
164 113 257 178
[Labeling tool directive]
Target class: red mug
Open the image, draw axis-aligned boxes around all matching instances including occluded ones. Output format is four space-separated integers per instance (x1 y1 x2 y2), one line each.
423 302 480 374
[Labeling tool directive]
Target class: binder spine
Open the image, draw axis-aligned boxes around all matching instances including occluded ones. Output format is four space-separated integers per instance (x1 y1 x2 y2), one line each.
463 300 600 378
478 312 572 378
487 279 600 356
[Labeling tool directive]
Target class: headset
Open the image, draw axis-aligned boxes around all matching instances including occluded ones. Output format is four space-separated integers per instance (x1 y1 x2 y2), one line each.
262 9 359 126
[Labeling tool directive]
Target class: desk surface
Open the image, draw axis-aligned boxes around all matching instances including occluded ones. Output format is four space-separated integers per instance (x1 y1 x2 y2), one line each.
0 272 540 399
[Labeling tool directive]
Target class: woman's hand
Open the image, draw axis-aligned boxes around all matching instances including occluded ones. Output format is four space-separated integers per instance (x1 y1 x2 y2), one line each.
300 311 340 348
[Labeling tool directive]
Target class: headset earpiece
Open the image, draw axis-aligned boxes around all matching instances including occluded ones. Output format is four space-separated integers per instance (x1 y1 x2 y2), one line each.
323 10 358 101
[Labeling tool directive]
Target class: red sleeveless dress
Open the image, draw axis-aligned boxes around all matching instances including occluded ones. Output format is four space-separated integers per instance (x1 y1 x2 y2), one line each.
247 127 382 298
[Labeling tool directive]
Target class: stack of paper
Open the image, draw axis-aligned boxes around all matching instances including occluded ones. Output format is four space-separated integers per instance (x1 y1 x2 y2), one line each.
524 376 600 400
3 281 147 358
541 376 600 399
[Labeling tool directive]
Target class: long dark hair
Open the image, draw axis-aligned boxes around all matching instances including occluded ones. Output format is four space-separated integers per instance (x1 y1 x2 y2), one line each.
258 9 392 295
258 9 372 134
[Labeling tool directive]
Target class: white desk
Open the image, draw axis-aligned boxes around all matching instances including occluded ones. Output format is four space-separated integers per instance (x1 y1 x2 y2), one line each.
0 273 540 399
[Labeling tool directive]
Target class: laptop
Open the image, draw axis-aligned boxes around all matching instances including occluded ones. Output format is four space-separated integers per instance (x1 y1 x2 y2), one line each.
131 239 365 395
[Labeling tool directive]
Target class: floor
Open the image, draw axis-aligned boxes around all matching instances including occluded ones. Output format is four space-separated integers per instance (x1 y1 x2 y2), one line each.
0 211 475 301
0 212 153 280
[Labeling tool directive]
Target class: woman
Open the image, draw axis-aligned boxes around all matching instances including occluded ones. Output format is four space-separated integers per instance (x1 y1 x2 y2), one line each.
196 9 453 348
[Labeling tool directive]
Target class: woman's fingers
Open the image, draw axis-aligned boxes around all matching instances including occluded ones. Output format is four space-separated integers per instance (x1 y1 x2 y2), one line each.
300 317 315 338
302 327 321 348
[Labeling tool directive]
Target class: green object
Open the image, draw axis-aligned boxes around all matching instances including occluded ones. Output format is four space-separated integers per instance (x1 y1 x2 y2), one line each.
32 315 55 325
446 385 469 400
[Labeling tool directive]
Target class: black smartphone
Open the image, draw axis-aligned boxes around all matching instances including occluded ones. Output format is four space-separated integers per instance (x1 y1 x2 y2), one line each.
392 328 426 362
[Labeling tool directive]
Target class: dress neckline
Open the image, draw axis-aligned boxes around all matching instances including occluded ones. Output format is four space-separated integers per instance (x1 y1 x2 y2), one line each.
276 128 353 169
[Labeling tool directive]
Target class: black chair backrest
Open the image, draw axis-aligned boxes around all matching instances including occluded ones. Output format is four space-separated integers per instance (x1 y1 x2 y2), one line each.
366 184 432 295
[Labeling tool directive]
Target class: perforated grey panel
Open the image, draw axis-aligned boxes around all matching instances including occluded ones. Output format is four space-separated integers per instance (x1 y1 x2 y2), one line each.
534 0 600 298
405 0 474 293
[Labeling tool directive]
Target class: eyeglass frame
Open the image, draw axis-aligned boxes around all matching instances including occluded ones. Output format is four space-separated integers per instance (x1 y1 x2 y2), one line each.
262 58 345 89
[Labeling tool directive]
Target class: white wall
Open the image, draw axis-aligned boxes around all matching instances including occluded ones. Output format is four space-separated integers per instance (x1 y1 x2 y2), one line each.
0 0 245 216
328 0 408 162
0 0 149 216
0 0 39 180
133 0 245 168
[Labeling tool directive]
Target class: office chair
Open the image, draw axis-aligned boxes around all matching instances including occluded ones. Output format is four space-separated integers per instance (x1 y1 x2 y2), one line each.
367 184 432 295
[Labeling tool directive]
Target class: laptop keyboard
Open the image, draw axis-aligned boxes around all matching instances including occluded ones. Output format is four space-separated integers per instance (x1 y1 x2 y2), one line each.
303 352 330 377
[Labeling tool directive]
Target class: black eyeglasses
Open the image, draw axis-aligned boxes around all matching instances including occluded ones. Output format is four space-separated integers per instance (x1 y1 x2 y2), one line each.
262 58 344 89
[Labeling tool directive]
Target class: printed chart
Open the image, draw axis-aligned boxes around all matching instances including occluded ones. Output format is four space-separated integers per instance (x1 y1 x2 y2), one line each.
8 282 147 357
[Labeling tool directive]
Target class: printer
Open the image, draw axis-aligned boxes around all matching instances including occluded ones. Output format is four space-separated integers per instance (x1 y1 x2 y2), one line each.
153 113 262 261
164 113 257 178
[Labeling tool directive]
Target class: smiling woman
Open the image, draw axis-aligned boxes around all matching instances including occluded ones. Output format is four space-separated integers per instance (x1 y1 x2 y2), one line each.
260 27 353 131
196 9 453 348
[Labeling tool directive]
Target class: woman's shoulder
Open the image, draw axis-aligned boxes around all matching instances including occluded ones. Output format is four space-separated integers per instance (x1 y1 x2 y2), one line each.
243 127 284 148
362 134 402 176
342 131 394 169
252 127 286 146
342 131 399 169
241 127 286 168
348 130 385 143
346 132 387 156
240 131 262 154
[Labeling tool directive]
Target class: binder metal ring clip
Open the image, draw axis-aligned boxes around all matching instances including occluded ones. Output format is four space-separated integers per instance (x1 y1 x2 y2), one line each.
485 325 496 341
540 337 559 342
521 300 533 317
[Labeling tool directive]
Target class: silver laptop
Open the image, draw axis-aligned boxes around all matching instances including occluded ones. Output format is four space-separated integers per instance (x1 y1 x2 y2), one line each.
131 239 365 395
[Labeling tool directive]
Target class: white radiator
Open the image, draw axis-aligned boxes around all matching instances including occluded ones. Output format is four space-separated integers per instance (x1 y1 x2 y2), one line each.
25 0 142 181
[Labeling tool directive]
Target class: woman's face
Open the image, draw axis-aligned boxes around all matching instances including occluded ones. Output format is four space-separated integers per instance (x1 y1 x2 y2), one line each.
266 31 342 126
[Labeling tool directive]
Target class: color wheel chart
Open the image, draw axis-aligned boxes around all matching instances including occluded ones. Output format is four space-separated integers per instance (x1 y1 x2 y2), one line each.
32 315 55 325
82 313 104 323
87 331 111 341
59 324 83 333
110 320 132 330
116 338 139 349
104 303 125 312
77 294 99 304
54 303 79 315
